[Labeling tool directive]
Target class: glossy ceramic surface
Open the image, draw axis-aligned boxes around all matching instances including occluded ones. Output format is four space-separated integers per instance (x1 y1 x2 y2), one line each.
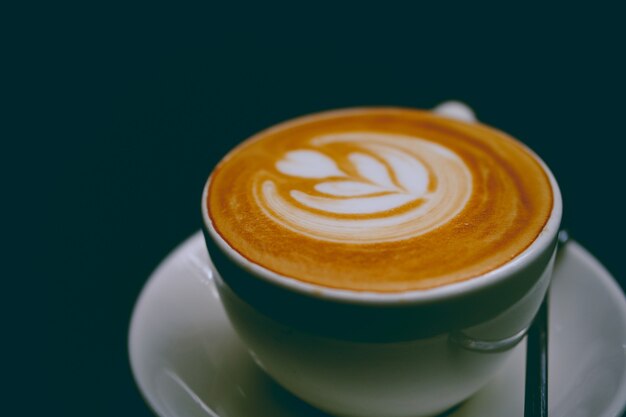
129 232 626 417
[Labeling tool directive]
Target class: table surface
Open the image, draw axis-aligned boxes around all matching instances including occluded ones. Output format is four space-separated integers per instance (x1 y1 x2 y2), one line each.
15 3 624 417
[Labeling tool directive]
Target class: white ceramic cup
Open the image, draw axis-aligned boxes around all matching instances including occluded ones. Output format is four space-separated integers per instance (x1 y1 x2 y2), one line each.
201 103 563 417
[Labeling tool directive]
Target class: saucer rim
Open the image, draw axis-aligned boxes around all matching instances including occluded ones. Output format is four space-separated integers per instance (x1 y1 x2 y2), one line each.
564 241 626 417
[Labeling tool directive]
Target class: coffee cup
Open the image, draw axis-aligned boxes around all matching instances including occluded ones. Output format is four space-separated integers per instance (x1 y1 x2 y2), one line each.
201 104 562 417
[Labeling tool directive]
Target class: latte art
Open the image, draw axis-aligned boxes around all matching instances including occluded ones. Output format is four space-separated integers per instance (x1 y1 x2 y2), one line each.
257 133 472 243
207 108 553 292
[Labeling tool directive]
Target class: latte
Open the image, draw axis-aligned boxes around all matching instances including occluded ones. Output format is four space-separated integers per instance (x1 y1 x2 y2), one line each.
206 108 553 292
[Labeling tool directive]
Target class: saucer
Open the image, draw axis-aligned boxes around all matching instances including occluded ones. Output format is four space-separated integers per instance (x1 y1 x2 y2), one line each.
129 232 626 417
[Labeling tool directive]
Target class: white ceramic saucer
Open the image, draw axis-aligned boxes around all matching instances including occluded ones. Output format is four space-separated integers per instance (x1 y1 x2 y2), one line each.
129 232 626 417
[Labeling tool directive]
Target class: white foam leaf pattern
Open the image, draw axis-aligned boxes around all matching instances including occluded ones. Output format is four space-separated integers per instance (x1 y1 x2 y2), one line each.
375 146 429 195
274 148 423 215
314 181 389 197
260 132 473 243
348 152 397 189
291 190 416 215
275 150 345 178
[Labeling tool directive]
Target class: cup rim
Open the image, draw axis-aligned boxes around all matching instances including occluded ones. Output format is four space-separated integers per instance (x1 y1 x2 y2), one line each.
201 107 563 306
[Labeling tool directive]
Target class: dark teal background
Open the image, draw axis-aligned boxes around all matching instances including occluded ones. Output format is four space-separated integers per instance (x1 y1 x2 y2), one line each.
16 2 625 416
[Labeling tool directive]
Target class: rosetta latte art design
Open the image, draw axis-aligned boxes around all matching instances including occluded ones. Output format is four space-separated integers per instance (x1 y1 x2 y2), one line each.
255 132 472 243
207 108 554 292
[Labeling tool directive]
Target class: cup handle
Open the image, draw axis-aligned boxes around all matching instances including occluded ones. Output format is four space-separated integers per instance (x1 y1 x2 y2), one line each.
433 101 477 122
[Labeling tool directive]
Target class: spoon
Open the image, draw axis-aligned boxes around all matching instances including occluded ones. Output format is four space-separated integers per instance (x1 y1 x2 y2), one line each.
524 230 570 417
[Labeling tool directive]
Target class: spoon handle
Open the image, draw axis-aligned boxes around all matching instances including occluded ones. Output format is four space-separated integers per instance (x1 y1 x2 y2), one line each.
524 293 549 417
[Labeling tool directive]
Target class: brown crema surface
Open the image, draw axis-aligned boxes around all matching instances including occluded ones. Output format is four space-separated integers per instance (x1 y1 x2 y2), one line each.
207 108 553 292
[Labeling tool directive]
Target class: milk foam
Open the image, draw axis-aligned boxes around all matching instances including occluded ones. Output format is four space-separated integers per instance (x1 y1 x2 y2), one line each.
207 108 554 292
257 132 472 243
